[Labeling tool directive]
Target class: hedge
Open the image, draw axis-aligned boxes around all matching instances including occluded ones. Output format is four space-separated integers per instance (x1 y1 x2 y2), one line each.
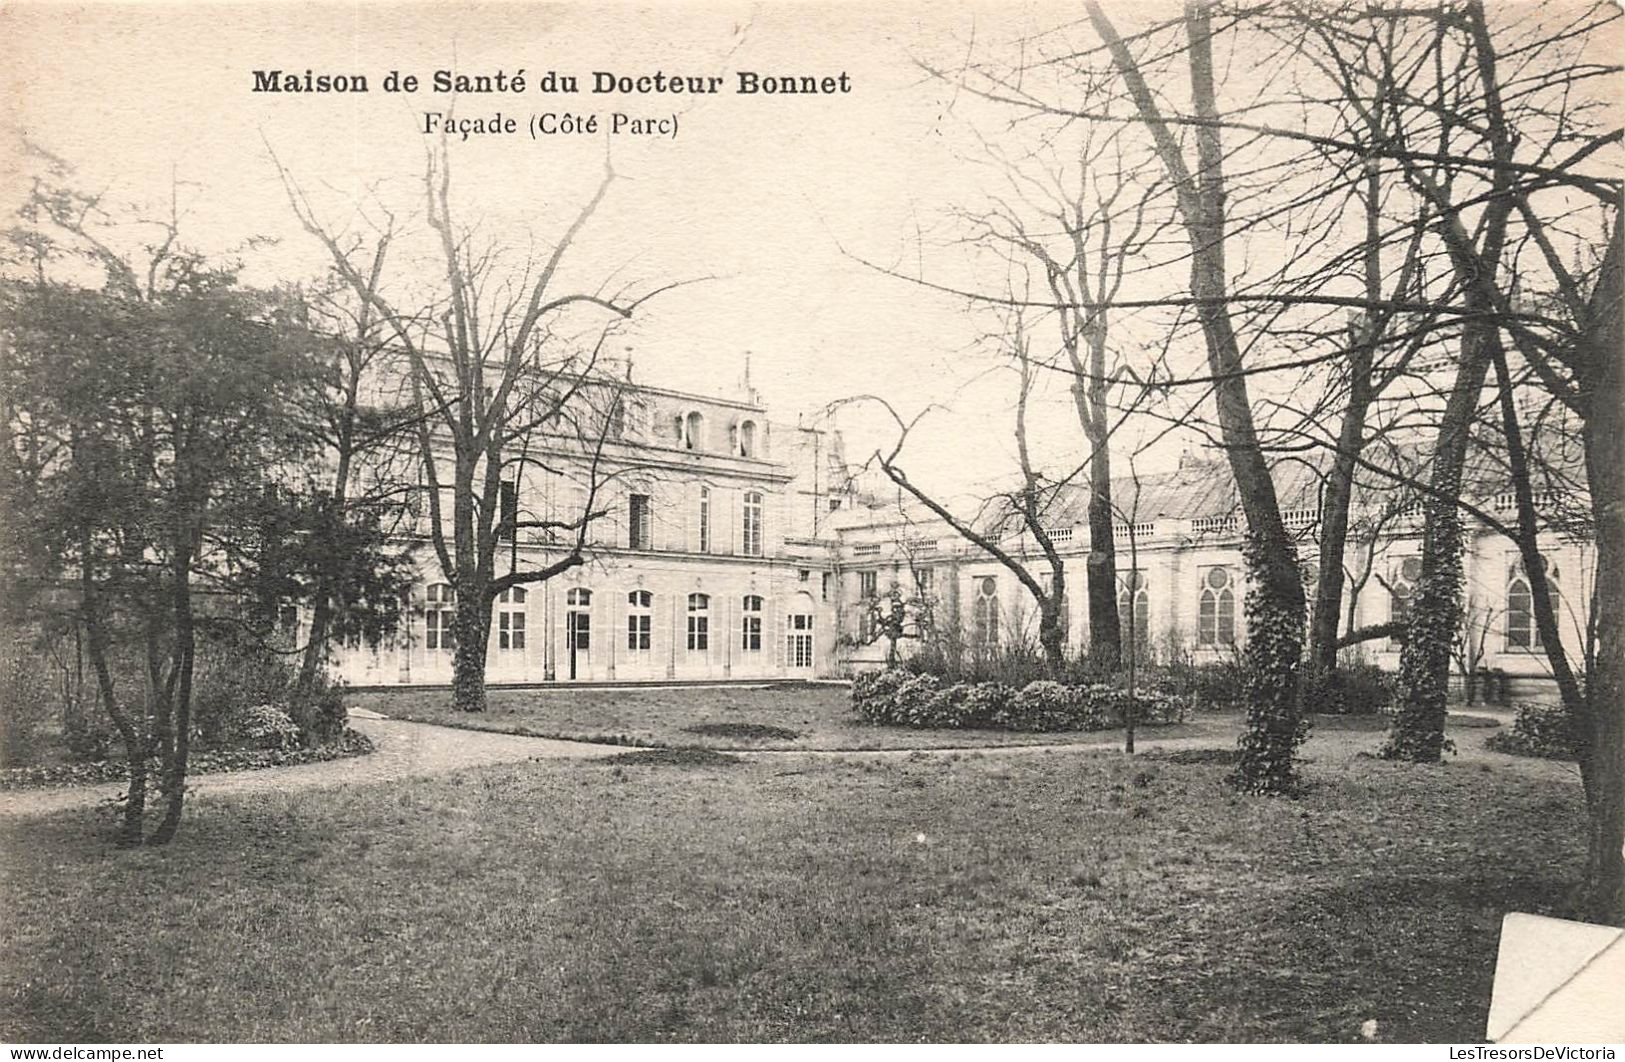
851 669 1190 732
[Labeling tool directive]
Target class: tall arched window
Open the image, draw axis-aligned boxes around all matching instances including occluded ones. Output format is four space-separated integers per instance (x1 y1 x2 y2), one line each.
687 593 710 651
627 589 652 652
742 491 764 557
697 486 711 553
1118 571 1149 652
426 583 456 652
741 594 763 651
738 420 758 457
684 411 705 451
973 576 999 650
1197 567 1235 647
497 586 527 652
1507 556 1560 649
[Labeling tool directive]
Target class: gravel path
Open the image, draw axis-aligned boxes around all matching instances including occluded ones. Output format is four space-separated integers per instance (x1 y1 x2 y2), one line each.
0 707 1546 820
0 717 629 819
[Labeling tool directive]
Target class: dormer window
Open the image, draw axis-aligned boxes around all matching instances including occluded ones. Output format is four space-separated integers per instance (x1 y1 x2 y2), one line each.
738 419 758 457
683 410 705 450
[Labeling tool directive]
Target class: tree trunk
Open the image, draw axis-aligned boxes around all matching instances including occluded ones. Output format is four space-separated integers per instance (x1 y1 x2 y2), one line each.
1084 413 1121 671
299 595 333 688
1306 404 1365 695
1578 218 1623 924
84 610 145 846
149 542 197 846
1038 603 1066 677
451 584 490 713
1385 0 1514 764
1085 0 1307 788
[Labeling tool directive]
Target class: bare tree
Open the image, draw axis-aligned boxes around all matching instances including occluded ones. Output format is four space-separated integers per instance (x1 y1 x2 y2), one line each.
273 140 680 712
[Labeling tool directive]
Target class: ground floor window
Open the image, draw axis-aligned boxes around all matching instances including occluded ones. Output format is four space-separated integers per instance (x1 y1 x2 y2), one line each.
687 593 710 652
1197 568 1235 647
742 594 763 651
788 613 814 668
426 583 455 652
497 586 527 651
627 589 652 652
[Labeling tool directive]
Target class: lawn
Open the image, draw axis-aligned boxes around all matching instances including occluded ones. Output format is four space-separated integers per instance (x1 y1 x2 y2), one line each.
0 727 1587 1042
348 682 1221 751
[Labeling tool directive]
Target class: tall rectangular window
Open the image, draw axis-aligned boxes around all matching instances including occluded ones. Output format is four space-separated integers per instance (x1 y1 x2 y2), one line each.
497 587 527 651
425 583 456 652
627 589 653 652
687 593 710 651
742 491 764 557
698 487 711 553
499 480 518 541
741 594 763 651
629 493 652 550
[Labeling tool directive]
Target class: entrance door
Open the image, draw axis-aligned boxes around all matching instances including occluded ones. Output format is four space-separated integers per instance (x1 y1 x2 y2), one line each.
565 588 592 680
787 613 814 670
566 610 591 679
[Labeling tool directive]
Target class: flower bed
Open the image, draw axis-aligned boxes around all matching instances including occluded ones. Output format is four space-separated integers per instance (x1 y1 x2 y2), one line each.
0 728 375 791
850 669 1190 732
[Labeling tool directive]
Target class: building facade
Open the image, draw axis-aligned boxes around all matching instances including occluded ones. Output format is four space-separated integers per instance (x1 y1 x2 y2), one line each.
832 451 1592 702
322 373 1589 701
326 376 855 686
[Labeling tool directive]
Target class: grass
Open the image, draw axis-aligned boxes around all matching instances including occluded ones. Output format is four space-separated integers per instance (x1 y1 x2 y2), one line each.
348 683 1217 751
0 723 1587 1043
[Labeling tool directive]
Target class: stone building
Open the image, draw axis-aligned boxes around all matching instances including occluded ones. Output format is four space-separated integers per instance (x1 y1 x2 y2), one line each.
323 370 1589 701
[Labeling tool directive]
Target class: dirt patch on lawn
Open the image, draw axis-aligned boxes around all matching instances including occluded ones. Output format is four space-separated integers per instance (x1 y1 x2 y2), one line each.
607 747 741 768
683 722 802 741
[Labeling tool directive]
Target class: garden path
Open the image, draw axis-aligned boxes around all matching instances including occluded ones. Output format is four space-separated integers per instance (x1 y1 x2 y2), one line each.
0 717 627 819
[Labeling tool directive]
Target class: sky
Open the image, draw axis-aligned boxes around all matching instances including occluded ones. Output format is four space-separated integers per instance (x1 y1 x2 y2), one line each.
5 0 1199 506
6 1 1615 510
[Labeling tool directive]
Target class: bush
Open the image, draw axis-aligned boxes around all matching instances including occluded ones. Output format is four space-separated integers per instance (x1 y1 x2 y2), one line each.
0 637 54 768
850 668 1189 733
288 674 348 747
1486 701 1575 760
219 702 302 751
192 639 347 749
1303 661 1395 715
851 668 908 724
998 681 1099 732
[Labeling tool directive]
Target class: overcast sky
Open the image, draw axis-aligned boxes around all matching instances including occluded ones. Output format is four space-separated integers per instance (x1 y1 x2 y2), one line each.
15 1 1604 508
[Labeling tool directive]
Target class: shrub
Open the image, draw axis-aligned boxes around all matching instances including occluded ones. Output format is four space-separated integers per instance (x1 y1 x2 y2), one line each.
1486 701 1575 760
220 702 302 751
889 673 946 727
0 637 54 768
999 680 1097 732
960 682 1015 726
851 668 909 724
852 667 1188 733
288 673 348 747
192 639 348 749
1304 661 1395 715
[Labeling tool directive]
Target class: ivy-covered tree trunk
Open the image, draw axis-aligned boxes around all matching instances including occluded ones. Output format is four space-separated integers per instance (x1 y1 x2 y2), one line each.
1383 505 1466 762
1384 0 1512 764
451 584 490 714
1236 533 1309 792
1382 315 1492 762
